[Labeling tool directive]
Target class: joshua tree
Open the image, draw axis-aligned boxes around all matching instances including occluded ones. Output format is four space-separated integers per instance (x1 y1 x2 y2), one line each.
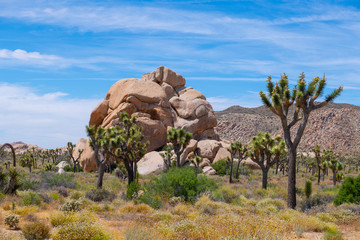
311 145 326 184
0 143 16 167
189 155 203 174
3 167 20 195
227 141 247 183
167 128 192 167
38 150 49 166
248 132 286 189
86 125 107 189
160 144 174 171
66 142 83 172
99 112 149 186
259 73 342 208
19 150 35 173
324 150 343 186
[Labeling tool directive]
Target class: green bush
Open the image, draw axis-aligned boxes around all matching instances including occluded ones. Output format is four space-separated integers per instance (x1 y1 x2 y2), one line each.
86 188 116 202
126 181 141 200
22 222 50 240
4 213 19 229
148 167 217 202
334 175 360 206
22 191 42 206
63 165 83 172
139 189 162 209
211 159 228 176
60 199 81 212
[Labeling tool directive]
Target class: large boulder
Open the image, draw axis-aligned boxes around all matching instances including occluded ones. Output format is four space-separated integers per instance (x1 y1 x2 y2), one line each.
73 138 87 160
213 147 231 163
79 66 219 172
80 139 97 172
137 151 165 175
89 100 109 126
197 139 221 161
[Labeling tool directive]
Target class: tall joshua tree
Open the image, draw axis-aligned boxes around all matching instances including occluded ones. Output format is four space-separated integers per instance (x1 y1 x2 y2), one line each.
248 132 286 189
67 142 83 173
103 112 148 186
259 73 342 208
167 128 192 167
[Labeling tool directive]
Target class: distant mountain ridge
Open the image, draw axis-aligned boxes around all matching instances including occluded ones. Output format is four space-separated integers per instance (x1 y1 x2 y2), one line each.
0 142 44 154
215 102 360 155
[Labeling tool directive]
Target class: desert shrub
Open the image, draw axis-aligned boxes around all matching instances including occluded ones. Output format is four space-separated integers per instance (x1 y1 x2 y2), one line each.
213 186 239 203
19 176 40 191
126 181 141 200
4 213 19 229
22 222 50 240
197 174 217 193
334 175 360 206
0 192 5 202
58 186 69 197
139 190 162 209
125 226 154 240
150 167 216 202
168 196 183 207
299 192 336 211
60 199 81 212
86 188 116 202
63 165 83 172
22 191 42 206
49 192 59 200
195 195 222 215
52 222 111 240
323 228 343 240
119 203 153 214
70 191 84 200
211 159 228 176
256 198 285 212
43 163 53 171
50 211 97 227
39 193 52 203
40 172 77 188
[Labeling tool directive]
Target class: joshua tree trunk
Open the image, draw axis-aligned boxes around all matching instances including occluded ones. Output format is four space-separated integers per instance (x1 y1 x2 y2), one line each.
317 167 321 185
97 163 105 189
332 169 337 186
235 159 242 179
262 168 269 189
229 157 234 183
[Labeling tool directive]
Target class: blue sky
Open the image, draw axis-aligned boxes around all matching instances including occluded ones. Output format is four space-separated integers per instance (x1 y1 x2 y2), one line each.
1 0 360 148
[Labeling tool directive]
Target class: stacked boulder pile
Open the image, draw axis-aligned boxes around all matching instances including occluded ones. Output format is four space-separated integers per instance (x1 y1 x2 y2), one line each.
79 66 234 174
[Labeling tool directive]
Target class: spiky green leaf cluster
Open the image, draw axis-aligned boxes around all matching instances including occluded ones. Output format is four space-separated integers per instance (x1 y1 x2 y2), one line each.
248 132 286 167
259 73 343 114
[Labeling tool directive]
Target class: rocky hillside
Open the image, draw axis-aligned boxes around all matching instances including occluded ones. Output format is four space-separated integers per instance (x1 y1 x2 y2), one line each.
215 103 360 155
0 141 44 154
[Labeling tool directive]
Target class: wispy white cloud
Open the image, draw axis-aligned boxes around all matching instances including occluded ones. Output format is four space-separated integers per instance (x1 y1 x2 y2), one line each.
0 83 100 148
